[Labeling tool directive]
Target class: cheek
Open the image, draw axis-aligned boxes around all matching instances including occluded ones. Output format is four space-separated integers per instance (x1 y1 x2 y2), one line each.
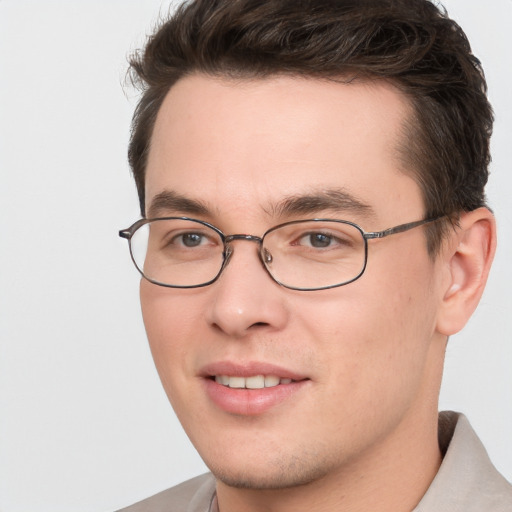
295 288 434 442
139 281 202 387
297 256 439 387
363 242 440 335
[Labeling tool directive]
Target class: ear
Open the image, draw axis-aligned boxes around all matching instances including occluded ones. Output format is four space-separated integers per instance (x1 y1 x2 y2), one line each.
436 208 496 336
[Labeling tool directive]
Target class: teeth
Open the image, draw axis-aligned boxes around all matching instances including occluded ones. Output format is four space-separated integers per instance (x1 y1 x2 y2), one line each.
245 375 265 389
214 375 294 389
228 376 245 388
264 375 280 387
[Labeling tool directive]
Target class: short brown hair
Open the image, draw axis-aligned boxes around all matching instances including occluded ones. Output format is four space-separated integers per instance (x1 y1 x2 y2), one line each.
127 0 493 253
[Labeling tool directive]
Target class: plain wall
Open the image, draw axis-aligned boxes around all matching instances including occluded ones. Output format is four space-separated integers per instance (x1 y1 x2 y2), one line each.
0 1 510 511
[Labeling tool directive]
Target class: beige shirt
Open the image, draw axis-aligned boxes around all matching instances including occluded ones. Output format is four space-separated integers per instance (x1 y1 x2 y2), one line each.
118 412 512 512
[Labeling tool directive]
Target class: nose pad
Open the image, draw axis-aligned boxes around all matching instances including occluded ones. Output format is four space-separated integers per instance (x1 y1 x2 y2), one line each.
218 244 234 273
262 247 273 265
223 245 234 263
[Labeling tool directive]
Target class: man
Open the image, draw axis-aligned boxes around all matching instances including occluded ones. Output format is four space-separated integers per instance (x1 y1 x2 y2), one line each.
118 0 512 510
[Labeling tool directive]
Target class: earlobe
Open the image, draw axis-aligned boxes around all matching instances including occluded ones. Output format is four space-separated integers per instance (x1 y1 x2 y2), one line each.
436 208 496 336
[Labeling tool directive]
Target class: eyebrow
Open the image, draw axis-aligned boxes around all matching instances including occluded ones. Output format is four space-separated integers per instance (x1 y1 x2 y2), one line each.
271 189 375 220
147 190 211 218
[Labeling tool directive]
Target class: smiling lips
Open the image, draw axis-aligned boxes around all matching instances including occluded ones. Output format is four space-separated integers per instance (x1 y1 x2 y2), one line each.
203 364 309 415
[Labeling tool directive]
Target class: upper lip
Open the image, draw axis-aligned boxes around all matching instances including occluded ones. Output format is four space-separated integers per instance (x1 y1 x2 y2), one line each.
200 361 308 381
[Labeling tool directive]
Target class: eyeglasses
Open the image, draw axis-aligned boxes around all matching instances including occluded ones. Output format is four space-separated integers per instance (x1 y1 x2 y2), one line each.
119 216 443 291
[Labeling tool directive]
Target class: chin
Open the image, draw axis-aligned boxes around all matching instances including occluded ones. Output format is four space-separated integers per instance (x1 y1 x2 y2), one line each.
205 453 334 490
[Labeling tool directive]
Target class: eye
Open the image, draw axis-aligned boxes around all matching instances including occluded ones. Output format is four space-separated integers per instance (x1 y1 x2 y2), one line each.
296 231 346 249
173 232 209 248
302 233 333 248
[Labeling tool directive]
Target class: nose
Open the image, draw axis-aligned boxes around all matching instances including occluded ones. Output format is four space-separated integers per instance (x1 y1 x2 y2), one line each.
205 240 289 338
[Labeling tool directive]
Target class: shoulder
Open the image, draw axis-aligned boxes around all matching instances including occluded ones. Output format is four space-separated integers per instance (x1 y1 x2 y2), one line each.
116 473 216 512
415 412 512 512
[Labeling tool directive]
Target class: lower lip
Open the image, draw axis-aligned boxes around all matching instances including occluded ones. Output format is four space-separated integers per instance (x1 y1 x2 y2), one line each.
203 378 308 416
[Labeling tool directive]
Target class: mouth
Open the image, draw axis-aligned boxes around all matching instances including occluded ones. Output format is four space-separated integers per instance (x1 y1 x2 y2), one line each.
212 375 294 389
201 363 309 415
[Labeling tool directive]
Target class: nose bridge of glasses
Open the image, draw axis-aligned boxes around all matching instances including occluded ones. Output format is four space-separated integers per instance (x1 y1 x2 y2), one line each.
224 234 263 244
222 234 269 270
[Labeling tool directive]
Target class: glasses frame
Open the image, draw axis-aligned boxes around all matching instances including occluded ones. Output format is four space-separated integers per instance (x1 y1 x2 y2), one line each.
119 215 444 291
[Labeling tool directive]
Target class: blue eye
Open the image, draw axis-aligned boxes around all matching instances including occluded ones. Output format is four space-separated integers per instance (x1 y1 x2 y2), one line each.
297 231 342 249
180 233 205 247
307 233 333 248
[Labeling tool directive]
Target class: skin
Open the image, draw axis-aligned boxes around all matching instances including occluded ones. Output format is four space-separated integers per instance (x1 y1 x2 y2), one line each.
140 74 496 512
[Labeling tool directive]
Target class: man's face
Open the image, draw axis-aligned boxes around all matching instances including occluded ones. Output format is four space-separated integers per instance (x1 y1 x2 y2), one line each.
141 74 447 488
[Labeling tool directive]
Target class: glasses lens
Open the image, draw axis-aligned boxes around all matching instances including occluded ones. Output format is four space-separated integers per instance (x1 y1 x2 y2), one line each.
262 220 366 289
130 219 224 287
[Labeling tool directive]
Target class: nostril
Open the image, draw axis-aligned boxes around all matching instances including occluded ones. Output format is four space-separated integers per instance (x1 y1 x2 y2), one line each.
250 322 270 329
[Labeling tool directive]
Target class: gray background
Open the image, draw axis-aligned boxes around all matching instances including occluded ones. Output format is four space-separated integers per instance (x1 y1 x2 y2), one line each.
0 1 510 511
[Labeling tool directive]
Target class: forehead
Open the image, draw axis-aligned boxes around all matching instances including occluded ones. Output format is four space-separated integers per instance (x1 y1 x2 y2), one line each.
146 74 422 225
